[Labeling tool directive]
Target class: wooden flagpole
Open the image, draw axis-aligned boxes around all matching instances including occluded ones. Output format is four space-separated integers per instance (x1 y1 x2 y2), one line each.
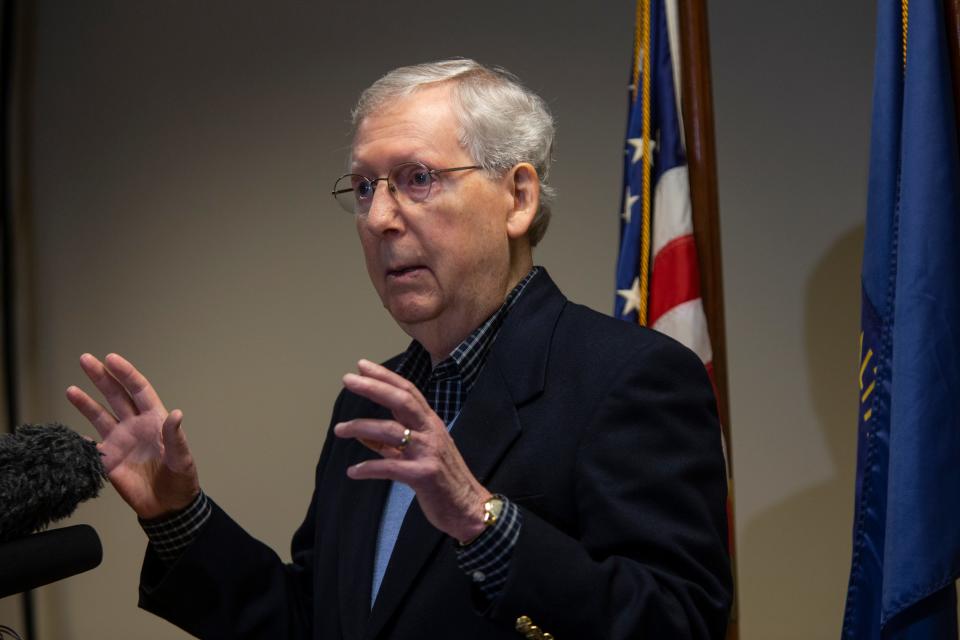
945 0 960 135
675 2 738 638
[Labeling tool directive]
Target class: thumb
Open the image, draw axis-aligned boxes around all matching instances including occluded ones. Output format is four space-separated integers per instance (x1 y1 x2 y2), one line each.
160 409 192 463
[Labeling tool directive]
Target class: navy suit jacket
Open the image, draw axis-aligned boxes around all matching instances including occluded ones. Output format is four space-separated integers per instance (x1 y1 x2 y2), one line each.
139 271 732 639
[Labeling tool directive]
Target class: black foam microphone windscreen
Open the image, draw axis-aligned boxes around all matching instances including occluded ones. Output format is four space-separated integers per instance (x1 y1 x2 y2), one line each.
0 423 107 542
0 524 103 598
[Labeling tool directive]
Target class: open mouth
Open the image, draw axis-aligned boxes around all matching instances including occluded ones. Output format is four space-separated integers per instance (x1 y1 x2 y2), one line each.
387 265 426 278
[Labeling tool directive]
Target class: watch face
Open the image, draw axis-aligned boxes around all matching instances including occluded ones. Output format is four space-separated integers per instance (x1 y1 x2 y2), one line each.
483 496 505 526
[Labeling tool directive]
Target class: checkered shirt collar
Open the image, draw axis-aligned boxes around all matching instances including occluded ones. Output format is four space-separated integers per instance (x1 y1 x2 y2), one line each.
394 267 540 421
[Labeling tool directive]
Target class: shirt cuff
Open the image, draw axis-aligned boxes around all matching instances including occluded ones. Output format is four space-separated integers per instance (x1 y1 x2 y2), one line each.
454 498 522 601
139 491 212 566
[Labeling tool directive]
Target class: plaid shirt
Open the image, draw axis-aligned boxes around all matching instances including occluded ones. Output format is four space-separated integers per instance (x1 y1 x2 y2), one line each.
142 267 540 603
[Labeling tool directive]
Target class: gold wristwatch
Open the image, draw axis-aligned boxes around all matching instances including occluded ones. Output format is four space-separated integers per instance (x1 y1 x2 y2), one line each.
481 494 506 527
460 494 505 546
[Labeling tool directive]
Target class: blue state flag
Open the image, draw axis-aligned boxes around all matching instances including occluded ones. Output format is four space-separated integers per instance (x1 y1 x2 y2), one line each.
842 1 960 638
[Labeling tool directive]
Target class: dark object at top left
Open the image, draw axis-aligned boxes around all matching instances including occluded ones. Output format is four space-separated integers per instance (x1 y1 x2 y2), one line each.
0 423 107 542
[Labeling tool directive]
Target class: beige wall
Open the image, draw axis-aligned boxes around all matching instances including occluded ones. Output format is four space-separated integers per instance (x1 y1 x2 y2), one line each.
1 1 880 638
711 2 875 636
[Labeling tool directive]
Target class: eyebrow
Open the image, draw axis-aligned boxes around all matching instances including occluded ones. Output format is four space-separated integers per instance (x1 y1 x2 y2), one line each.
350 157 437 175
350 143 441 173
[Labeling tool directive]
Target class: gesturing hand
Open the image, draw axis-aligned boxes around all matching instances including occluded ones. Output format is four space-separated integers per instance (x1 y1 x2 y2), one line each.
66 353 199 520
334 359 491 544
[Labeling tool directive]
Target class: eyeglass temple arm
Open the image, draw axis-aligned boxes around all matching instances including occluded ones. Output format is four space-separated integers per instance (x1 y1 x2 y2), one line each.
429 165 483 176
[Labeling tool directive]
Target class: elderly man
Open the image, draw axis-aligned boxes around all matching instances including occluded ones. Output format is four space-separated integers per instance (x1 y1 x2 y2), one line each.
68 59 732 639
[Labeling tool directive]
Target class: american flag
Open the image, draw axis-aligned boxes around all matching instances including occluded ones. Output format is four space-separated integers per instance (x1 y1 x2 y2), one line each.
616 4 737 635
615 0 713 382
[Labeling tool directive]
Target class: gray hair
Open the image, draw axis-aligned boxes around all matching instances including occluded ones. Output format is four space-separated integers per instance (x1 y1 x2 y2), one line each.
352 59 556 246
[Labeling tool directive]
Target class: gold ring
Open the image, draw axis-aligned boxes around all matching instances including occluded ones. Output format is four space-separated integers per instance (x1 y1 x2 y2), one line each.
398 428 412 451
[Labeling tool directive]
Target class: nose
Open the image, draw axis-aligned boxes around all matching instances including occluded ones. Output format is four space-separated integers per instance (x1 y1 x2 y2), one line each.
362 182 404 235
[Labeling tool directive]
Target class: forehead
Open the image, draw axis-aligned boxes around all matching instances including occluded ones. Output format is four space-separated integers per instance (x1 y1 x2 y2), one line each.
351 84 467 172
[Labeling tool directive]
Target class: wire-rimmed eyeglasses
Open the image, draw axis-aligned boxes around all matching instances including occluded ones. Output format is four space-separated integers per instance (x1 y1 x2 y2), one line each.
331 162 481 215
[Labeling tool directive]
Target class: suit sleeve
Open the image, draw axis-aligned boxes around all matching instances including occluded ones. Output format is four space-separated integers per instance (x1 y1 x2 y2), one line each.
136 394 344 639
487 338 733 639
138 495 316 638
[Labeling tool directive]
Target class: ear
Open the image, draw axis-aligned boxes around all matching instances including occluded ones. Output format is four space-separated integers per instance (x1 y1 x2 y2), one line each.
505 163 540 240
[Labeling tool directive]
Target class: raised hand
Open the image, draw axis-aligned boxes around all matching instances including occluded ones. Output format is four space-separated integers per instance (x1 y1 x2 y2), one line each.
66 353 199 520
333 359 491 543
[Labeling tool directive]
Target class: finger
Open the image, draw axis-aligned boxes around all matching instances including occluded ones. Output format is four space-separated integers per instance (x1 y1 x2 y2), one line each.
346 458 420 483
334 419 410 458
66 384 118 438
356 359 431 411
342 373 433 430
355 437 407 459
104 353 168 415
160 410 192 468
80 353 138 419
358 438 385 453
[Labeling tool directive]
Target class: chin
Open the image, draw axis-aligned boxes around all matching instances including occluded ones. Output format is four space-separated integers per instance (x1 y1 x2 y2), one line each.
385 297 442 327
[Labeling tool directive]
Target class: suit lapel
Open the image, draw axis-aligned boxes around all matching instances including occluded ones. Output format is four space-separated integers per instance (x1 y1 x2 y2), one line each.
365 365 522 639
485 270 566 407
358 271 568 639
337 404 391 640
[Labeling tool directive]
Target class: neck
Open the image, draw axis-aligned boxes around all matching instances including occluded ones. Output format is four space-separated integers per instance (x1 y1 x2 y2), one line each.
415 249 533 365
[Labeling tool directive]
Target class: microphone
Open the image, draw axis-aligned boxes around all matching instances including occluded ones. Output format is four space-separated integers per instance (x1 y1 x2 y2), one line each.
0 524 102 598
0 423 107 597
0 422 106 542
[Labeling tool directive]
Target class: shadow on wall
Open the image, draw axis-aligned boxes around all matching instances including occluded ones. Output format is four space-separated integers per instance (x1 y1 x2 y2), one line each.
739 224 865 638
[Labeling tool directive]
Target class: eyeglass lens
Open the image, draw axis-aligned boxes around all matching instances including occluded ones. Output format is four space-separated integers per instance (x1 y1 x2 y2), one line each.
333 163 433 214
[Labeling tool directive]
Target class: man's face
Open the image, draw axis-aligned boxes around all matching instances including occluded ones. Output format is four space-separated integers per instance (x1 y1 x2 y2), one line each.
351 84 516 348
